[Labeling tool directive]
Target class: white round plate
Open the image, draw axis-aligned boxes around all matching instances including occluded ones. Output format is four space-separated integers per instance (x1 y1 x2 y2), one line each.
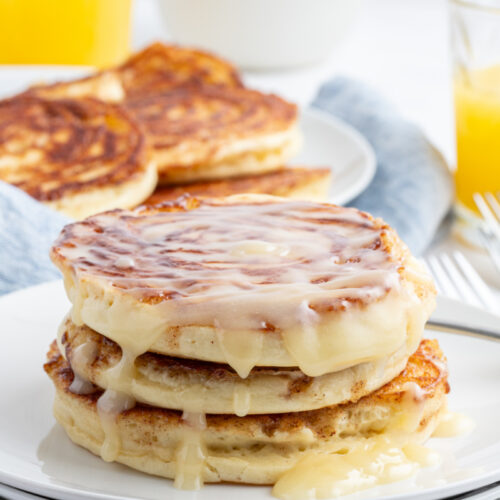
1 281 500 500
0 66 376 207
0 482 49 500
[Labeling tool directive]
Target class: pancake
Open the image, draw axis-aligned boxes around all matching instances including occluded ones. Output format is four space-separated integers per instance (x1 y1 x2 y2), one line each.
143 167 332 205
0 95 157 219
124 86 300 184
117 42 243 95
59 316 416 415
28 42 243 102
45 339 449 485
50 195 436 378
27 71 126 104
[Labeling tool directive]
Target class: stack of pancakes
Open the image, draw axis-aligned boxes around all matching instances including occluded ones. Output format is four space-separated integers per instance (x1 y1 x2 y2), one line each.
0 43 331 218
45 195 448 497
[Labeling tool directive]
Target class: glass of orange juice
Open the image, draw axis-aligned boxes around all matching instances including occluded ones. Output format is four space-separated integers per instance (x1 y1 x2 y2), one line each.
451 0 500 213
0 0 132 67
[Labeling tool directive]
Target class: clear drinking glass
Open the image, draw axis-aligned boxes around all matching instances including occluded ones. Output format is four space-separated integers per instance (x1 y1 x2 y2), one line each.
450 0 500 212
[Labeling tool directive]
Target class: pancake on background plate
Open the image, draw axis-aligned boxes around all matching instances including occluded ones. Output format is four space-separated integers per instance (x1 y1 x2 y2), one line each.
125 86 300 185
0 95 156 219
28 42 243 102
144 167 332 206
44 194 459 498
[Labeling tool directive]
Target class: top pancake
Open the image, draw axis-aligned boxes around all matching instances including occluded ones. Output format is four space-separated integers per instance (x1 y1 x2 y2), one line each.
28 42 243 102
0 95 157 219
51 194 436 377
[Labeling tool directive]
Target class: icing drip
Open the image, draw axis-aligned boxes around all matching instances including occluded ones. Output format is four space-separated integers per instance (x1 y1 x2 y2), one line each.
68 340 98 395
174 412 207 490
96 389 135 462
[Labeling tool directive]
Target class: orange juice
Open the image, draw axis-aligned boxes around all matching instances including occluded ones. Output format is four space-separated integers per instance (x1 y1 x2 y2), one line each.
0 0 131 67
455 65 500 211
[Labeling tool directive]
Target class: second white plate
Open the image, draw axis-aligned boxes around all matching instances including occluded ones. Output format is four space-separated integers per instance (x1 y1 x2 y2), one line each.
294 107 376 205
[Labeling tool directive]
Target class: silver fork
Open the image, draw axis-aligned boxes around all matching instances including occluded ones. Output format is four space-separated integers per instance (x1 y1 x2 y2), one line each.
473 191 500 273
424 251 498 314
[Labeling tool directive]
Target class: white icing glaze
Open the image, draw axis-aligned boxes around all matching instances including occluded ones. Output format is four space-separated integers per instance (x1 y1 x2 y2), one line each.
96 388 135 462
273 435 440 500
69 373 95 395
216 328 264 378
96 348 138 462
114 256 135 269
55 201 402 330
68 340 98 395
397 382 427 432
232 386 251 417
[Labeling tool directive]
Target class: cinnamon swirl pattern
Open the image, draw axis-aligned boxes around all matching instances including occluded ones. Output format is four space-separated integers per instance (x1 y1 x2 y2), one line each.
0 95 156 219
1 43 304 209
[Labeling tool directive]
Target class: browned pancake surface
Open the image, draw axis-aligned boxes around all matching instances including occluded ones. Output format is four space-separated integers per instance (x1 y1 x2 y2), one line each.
0 95 148 202
118 42 243 95
123 85 297 161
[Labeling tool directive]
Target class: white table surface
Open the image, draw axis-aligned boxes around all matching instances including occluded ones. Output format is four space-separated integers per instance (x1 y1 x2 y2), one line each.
133 0 500 293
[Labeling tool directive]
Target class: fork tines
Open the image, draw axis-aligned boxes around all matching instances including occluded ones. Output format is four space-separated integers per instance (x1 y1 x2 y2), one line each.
426 251 498 313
